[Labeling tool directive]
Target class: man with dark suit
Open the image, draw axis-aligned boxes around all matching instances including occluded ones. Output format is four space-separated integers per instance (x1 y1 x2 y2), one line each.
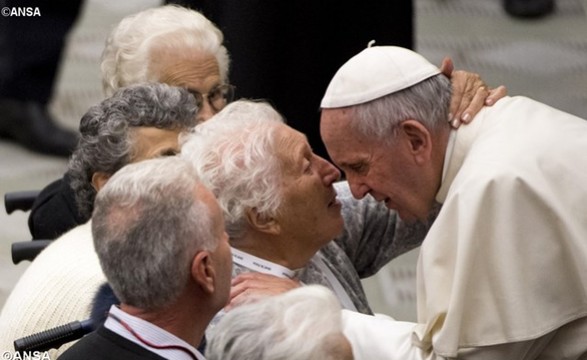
58 157 232 359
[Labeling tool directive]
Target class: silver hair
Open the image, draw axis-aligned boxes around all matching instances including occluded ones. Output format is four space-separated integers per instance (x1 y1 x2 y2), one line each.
351 74 452 143
68 82 197 219
92 157 217 310
206 285 345 360
180 100 285 239
101 5 229 96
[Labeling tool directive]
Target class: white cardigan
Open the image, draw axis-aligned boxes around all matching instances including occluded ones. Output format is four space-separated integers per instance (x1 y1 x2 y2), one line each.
0 221 106 358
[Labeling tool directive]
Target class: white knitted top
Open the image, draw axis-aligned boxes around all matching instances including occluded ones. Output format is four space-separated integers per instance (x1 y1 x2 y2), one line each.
0 221 106 357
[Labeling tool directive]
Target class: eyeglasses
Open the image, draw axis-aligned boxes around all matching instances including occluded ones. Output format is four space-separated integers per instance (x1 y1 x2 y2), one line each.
187 84 236 112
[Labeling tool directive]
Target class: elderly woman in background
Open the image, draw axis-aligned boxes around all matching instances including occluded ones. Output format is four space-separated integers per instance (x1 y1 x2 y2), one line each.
206 285 353 360
100 5 232 122
68 83 198 222
29 5 234 239
0 83 198 356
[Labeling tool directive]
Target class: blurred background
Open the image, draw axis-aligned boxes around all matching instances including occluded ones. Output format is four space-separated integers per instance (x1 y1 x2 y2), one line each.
1 0 586 321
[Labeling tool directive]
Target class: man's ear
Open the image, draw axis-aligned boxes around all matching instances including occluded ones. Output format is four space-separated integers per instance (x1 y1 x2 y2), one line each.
245 208 280 235
91 172 111 192
192 251 215 294
399 120 432 165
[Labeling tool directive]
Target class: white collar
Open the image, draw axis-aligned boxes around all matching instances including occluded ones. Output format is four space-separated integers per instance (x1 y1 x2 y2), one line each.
436 129 457 203
441 129 457 184
105 305 205 360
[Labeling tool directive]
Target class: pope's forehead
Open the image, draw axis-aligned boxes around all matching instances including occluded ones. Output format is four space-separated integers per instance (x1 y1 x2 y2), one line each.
320 108 356 135
322 107 354 122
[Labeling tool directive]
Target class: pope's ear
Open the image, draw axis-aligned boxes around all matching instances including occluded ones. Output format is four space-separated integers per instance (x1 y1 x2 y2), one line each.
400 120 432 164
245 208 280 235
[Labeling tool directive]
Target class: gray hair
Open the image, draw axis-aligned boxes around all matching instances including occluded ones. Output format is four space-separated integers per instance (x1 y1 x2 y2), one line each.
101 5 229 96
206 285 345 360
180 100 284 240
351 74 452 143
68 82 197 219
92 157 217 310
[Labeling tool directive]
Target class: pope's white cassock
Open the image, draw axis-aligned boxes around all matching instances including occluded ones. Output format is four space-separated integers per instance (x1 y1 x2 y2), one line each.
343 96 587 359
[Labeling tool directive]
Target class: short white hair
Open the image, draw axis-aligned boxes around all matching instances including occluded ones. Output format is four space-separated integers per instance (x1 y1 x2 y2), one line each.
205 285 345 360
180 100 285 239
92 157 217 310
101 5 229 96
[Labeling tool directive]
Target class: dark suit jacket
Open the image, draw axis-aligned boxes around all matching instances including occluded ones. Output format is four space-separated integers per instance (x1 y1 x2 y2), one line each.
58 326 166 360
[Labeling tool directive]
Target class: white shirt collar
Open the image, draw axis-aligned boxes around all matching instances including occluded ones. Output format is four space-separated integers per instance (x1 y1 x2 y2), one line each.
436 129 457 203
105 305 205 360
441 129 457 183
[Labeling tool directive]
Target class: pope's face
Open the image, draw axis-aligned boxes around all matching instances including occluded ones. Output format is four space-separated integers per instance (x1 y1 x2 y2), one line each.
320 108 434 223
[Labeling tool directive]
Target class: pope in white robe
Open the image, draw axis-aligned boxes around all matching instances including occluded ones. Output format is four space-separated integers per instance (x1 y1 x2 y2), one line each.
321 46 587 359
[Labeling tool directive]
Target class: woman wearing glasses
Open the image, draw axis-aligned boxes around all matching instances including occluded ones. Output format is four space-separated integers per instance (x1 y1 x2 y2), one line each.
28 5 235 240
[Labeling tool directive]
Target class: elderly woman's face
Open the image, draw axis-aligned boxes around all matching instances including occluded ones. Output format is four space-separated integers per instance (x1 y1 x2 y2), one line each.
129 127 182 163
273 124 344 252
92 127 182 193
149 48 223 124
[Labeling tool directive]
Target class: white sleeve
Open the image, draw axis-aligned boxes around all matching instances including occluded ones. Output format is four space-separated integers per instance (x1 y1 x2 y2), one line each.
341 310 439 360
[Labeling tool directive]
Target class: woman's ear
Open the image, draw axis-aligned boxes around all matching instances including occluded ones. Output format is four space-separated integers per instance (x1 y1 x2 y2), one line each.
245 208 281 235
399 120 433 165
91 172 111 192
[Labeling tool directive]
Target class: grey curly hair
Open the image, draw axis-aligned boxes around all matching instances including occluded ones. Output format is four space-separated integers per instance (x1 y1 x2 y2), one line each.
68 82 198 219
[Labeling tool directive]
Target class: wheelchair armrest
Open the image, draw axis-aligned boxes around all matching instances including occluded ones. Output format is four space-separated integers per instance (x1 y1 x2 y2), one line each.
4 190 41 214
11 240 53 264
14 319 95 353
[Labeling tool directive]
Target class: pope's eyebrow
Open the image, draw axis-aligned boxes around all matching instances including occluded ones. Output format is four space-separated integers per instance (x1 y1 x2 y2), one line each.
339 159 367 172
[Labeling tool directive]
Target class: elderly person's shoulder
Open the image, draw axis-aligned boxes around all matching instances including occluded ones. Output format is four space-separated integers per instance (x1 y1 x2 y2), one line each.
0 221 104 357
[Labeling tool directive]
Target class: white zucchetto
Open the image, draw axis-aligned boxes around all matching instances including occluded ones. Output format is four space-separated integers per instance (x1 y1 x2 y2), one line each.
320 46 441 108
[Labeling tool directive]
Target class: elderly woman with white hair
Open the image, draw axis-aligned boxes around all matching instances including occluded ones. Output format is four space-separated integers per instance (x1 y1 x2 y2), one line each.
206 285 354 360
100 4 232 122
180 100 433 334
206 283 432 360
